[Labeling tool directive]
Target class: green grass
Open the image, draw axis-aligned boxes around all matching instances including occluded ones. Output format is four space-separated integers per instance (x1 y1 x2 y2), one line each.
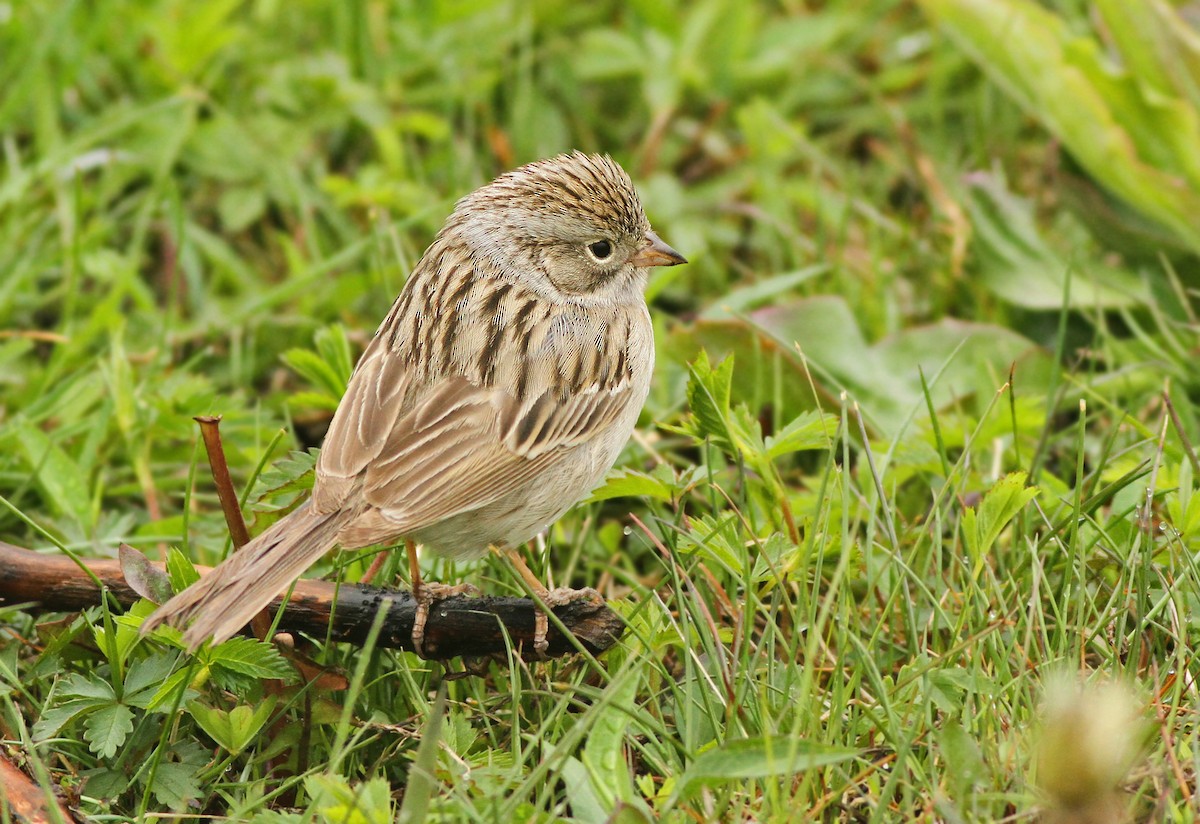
2 0 1199 821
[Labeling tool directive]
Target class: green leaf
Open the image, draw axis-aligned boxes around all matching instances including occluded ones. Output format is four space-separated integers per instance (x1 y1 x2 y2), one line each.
82 766 130 799
209 636 295 681
963 471 1039 561
6 422 92 528
84 703 134 759
966 172 1148 309
919 0 1200 255
699 265 829 320
146 741 208 812
218 185 267 232
765 410 838 458
146 666 201 712
57 673 117 702
582 663 644 811
124 653 182 708
587 467 675 503
188 696 276 755
33 698 104 741
397 687 446 824
251 448 319 522
671 736 859 804
165 546 201 593
282 324 355 410
682 350 736 448
308 774 394 824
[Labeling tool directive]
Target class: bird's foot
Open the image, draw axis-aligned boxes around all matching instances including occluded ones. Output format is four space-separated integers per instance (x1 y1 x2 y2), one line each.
530 586 604 659
411 581 479 659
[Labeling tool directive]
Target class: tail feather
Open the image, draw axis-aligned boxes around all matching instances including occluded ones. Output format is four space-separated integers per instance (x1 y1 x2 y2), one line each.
141 502 355 650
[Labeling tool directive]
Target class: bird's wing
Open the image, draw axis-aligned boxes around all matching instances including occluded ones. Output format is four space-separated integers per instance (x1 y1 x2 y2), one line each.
313 325 637 533
361 374 634 531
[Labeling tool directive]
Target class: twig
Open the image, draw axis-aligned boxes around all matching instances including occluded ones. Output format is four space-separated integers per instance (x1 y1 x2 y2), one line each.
193 415 251 548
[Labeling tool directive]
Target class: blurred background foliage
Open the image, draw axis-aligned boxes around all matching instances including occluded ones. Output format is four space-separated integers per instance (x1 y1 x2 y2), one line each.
7 0 1196 549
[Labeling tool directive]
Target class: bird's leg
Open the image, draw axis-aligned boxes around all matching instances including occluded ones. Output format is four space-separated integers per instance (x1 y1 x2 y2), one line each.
407 539 477 658
499 546 602 658
359 549 390 584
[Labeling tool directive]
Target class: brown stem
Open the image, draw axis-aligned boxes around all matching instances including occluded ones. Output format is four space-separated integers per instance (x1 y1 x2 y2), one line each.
0 541 625 661
193 415 251 549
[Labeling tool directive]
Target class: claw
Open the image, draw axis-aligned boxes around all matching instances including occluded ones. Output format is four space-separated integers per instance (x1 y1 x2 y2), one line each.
411 581 479 658
529 586 604 659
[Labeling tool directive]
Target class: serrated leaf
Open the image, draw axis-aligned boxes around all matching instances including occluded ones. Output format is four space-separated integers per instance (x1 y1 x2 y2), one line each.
251 448 318 516
963 471 1039 561
33 698 103 741
282 349 343 406
147 741 208 811
587 468 674 503
676 514 745 575
84 703 134 759
765 410 837 457
282 325 354 407
683 350 736 448
146 666 201 711
210 636 295 681
82 766 130 799
58 673 117 701
165 546 200 593
314 325 354 387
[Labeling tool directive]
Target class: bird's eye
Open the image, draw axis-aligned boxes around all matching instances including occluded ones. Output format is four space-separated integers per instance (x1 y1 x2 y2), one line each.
587 240 613 261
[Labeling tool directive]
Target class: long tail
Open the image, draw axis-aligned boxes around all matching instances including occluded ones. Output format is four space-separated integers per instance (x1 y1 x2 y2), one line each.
141 502 355 650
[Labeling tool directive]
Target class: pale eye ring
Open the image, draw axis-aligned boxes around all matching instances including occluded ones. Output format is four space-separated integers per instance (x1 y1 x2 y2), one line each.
586 239 614 261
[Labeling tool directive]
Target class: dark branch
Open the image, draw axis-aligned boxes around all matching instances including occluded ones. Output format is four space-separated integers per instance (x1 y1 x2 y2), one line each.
0 541 625 660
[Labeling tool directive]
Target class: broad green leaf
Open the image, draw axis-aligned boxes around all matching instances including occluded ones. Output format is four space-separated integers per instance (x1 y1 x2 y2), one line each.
33 698 104 741
582 662 644 811
919 0 1200 255
209 637 295 681
966 173 1147 309
123 653 178 708
671 736 859 804
57 673 117 702
146 666 201 711
84 703 134 759
705 296 1052 436
147 742 208 812
188 697 276 755
7 422 92 528
282 326 354 410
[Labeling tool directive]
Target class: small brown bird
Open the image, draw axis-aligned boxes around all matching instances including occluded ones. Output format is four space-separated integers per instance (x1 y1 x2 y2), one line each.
142 152 685 655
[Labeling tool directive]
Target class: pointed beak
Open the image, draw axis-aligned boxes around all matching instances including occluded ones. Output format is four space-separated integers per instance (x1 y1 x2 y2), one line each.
631 230 687 268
